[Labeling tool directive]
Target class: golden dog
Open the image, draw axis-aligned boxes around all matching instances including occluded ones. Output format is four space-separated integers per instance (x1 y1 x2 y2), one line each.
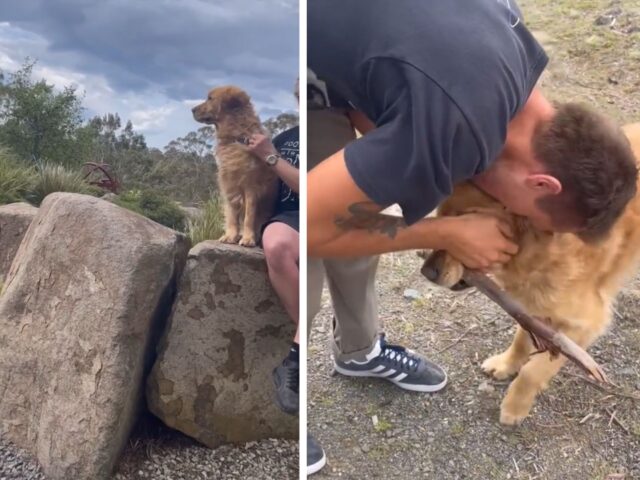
424 123 640 425
192 86 278 247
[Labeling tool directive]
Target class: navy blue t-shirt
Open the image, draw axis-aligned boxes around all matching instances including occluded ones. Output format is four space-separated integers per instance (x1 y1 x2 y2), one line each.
308 0 548 224
273 126 299 213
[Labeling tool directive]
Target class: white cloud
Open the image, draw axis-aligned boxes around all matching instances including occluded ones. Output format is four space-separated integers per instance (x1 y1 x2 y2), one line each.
130 105 175 132
0 3 297 148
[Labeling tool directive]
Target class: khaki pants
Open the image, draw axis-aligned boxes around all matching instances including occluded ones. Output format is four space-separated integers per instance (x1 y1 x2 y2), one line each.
307 109 380 361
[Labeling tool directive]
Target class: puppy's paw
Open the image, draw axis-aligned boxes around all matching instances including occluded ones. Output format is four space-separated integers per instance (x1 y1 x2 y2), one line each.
219 233 240 244
239 236 256 247
482 353 520 380
499 392 532 426
499 408 527 426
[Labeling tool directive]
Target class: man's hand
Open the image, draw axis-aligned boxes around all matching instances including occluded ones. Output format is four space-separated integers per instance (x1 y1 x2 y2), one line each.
247 133 278 162
439 213 518 269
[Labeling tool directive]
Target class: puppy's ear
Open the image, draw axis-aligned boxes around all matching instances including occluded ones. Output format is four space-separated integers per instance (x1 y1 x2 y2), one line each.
223 92 249 110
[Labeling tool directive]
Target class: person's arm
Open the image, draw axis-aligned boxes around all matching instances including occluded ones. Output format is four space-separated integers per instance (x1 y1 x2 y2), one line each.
347 109 376 135
271 159 299 193
308 149 518 268
248 133 299 193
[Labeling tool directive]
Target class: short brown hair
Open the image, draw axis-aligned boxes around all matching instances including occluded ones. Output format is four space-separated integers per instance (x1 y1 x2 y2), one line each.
533 103 638 241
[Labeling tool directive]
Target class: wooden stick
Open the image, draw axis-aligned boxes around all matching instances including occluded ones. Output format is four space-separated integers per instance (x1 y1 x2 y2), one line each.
420 263 609 384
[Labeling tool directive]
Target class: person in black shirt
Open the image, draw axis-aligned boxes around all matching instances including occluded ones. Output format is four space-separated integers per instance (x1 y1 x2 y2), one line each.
248 82 300 416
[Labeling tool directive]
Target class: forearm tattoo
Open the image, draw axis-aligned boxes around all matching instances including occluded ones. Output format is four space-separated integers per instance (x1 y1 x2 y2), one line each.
335 202 407 239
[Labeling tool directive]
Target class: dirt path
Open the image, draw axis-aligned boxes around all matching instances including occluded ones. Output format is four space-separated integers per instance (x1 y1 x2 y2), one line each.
308 1 640 478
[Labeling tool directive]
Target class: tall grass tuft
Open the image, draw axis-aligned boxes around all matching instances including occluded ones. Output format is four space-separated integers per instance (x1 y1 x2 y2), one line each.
187 196 225 245
0 147 36 205
28 163 97 206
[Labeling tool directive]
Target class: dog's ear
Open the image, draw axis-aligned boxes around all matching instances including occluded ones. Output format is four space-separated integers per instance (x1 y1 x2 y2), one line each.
223 92 249 111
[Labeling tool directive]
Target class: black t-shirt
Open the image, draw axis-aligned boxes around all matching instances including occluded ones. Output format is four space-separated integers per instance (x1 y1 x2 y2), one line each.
308 0 548 225
273 126 299 213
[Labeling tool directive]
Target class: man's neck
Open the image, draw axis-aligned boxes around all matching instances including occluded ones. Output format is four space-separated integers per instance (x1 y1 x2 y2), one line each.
500 88 555 164
472 88 555 199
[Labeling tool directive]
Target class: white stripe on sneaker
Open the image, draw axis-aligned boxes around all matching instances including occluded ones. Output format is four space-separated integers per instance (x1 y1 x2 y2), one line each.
371 365 386 373
392 373 408 381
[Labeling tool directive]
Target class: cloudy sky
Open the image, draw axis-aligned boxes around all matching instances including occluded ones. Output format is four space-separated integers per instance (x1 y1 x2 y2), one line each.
0 0 299 148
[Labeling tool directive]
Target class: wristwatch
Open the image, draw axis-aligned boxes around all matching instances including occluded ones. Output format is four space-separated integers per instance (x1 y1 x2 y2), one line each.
265 154 280 166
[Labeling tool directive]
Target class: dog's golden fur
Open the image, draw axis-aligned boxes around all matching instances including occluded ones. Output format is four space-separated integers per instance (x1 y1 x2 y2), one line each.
425 123 640 425
193 85 278 247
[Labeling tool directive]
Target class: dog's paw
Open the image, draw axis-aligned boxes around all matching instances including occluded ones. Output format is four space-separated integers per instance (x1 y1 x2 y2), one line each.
482 353 520 380
499 408 527 426
499 391 532 426
239 236 256 247
219 233 240 244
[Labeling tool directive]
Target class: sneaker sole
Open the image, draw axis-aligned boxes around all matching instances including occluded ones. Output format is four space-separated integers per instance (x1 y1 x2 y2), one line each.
333 364 448 393
307 451 327 476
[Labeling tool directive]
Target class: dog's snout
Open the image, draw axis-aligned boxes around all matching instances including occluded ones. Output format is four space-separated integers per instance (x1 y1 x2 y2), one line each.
191 106 197 113
423 264 440 282
421 250 446 283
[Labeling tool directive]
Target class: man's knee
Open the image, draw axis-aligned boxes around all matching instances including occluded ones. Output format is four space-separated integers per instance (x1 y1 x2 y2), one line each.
263 228 297 272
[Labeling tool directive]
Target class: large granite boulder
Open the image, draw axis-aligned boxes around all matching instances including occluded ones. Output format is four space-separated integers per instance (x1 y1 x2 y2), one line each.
0 193 189 480
0 202 38 283
147 241 297 447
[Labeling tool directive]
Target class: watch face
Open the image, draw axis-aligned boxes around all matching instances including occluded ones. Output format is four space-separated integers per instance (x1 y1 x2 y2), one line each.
267 154 279 165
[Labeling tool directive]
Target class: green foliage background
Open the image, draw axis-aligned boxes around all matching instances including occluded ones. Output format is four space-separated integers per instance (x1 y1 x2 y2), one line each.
0 60 298 235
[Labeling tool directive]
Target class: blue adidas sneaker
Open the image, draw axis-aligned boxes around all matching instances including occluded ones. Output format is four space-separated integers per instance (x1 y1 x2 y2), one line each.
334 334 447 392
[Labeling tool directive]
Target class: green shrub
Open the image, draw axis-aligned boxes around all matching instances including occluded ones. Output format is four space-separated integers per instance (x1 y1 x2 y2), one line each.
0 147 36 205
187 196 225 244
114 189 187 231
28 163 98 206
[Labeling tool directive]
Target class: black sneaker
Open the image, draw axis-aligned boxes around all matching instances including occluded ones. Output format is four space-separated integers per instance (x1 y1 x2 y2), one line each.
273 357 299 414
333 334 447 392
307 433 326 476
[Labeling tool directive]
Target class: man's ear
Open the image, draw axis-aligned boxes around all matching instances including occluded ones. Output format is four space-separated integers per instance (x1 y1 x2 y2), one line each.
525 174 562 195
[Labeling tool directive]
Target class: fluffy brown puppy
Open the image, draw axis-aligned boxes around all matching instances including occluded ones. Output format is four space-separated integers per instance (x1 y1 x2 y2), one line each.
423 123 640 425
192 86 278 247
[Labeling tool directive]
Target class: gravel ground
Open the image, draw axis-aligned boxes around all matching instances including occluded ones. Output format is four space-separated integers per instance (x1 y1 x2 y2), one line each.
308 252 640 479
0 415 298 480
0 438 46 480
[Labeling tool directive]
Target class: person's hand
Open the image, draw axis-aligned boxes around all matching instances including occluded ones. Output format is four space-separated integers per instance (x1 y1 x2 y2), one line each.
440 213 518 269
247 133 278 162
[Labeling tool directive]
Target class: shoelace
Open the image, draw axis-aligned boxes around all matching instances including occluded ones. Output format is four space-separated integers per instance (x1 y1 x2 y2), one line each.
286 363 299 394
380 342 421 372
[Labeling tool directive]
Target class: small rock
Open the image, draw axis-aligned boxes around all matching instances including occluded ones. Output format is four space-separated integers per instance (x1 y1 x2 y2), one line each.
594 14 615 26
403 288 421 300
478 381 495 393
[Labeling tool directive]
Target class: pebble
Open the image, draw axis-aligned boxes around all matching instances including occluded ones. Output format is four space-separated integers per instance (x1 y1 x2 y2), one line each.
478 381 495 393
594 14 615 26
403 289 422 300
